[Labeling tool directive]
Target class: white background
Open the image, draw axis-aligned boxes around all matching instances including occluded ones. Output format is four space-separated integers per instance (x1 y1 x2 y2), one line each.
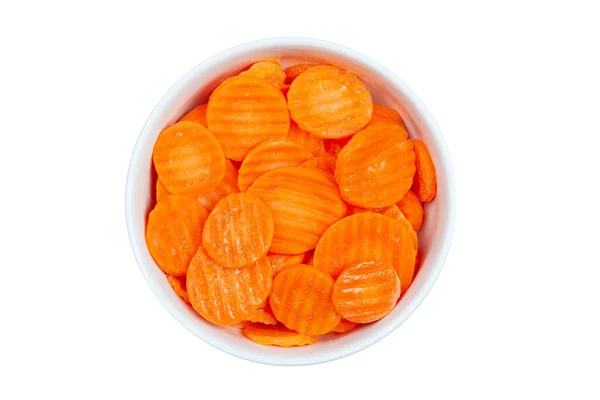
1 1 599 399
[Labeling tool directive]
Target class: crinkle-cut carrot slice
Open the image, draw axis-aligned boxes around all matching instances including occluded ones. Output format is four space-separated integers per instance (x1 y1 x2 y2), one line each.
243 323 317 347
237 139 314 192
245 304 278 325
247 167 347 254
166 274 190 304
207 75 290 161
179 103 208 126
323 136 352 157
270 265 341 335
186 247 272 325
349 206 418 250
196 159 239 210
202 193 274 269
240 61 287 89
287 121 326 156
284 64 315 83
396 190 424 231
331 319 358 333
146 195 209 277
156 179 170 203
314 213 415 293
332 261 401 323
267 252 307 276
153 121 226 196
301 154 337 175
411 139 437 202
367 104 405 127
335 122 415 208
288 65 373 139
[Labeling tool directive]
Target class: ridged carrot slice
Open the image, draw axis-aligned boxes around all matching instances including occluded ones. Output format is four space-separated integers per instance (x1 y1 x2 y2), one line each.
179 103 208 126
314 213 416 293
335 122 415 208
202 193 274 268
267 252 307 276
367 104 404 127
243 323 317 347
237 139 313 192
166 275 190 304
331 319 358 333
287 121 326 156
284 64 315 83
332 261 401 323
196 159 239 210
207 75 290 161
146 195 209 277
349 206 418 250
155 179 170 203
240 61 286 89
247 167 347 254
153 121 226 196
270 265 341 335
411 139 437 202
245 304 278 325
396 190 424 231
301 154 337 174
186 247 272 325
288 65 373 138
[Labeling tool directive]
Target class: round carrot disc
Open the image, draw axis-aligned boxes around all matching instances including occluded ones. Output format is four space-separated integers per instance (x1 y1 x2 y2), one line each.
335 122 415 208
166 275 190 304
243 323 317 347
202 193 274 269
287 65 373 139
207 75 290 161
396 190 424 231
179 103 207 126
155 179 170 203
301 154 337 175
270 265 341 335
332 260 401 323
411 139 437 202
247 167 347 254
186 247 272 325
331 319 358 333
313 213 416 293
240 61 286 89
196 159 239 210
146 195 209 277
237 139 313 192
349 206 418 250
267 252 307 276
284 64 315 83
368 104 404 127
153 121 226 196
287 121 326 156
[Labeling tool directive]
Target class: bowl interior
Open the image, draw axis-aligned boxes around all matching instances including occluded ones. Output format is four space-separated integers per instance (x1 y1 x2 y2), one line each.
126 39 454 365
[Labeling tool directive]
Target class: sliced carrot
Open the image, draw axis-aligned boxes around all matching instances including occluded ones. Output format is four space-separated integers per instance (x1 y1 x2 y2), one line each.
207 75 290 161
155 179 170 203
411 139 437 202
237 139 313 192
332 261 401 323
186 247 272 325
287 121 326 156
270 265 341 335
284 64 315 83
323 136 352 157
243 323 317 347
240 61 286 89
287 65 373 139
396 190 424 231
301 154 337 175
335 122 415 208
314 213 416 293
166 274 190 304
349 205 418 250
331 319 358 333
267 252 307 276
202 193 274 268
196 159 239 210
367 104 404 127
153 121 226 196
247 167 347 254
179 103 208 126
146 195 209 277
245 304 278 325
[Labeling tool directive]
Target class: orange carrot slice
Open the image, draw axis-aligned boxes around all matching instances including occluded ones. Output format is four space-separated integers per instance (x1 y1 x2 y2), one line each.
245 304 278 325
284 64 315 83
240 61 286 89
287 121 326 156
146 195 209 277
207 76 290 161
166 274 190 304
314 213 416 293
196 159 239 210
332 261 401 323
396 190 424 231
243 323 317 347
331 319 358 333
367 104 404 127
186 247 272 325
202 193 274 268
349 205 418 250
237 139 313 192
179 103 208 126
411 139 437 202
301 154 337 175
247 167 347 254
153 121 226 196
270 265 341 335
335 122 415 208
267 252 307 276
155 179 170 203
287 65 373 139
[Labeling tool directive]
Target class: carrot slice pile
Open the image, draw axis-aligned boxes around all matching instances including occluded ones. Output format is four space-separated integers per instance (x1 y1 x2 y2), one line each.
243 323 317 347
287 121 326 156
167 275 190 304
196 159 240 210
301 154 337 174
368 104 404 127
396 190 424 231
240 61 286 89
267 252 307 276
180 103 208 126
411 139 437 202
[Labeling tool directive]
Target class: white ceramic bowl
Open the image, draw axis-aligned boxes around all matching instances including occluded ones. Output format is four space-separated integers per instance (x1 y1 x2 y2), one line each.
125 37 456 366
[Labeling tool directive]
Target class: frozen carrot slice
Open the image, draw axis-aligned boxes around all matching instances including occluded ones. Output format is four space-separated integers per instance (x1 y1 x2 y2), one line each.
247 167 347 254
267 252 307 276
287 65 373 139
411 139 437 202
207 75 290 161
270 265 341 335
287 121 326 156
196 159 239 210
367 104 404 127
179 103 208 126
166 274 190 304
284 64 315 83
314 213 416 293
335 122 415 208
186 247 272 325
240 61 286 89
331 319 358 333
396 190 424 231
245 304 278 325
349 205 418 250
332 261 401 323
237 139 313 192
146 195 209 277
243 323 317 347
155 179 170 203
323 136 352 157
153 121 226 196
202 193 274 268
301 154 337 175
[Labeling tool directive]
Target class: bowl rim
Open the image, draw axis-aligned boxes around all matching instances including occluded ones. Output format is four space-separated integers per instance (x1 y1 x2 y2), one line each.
125 37 456 365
